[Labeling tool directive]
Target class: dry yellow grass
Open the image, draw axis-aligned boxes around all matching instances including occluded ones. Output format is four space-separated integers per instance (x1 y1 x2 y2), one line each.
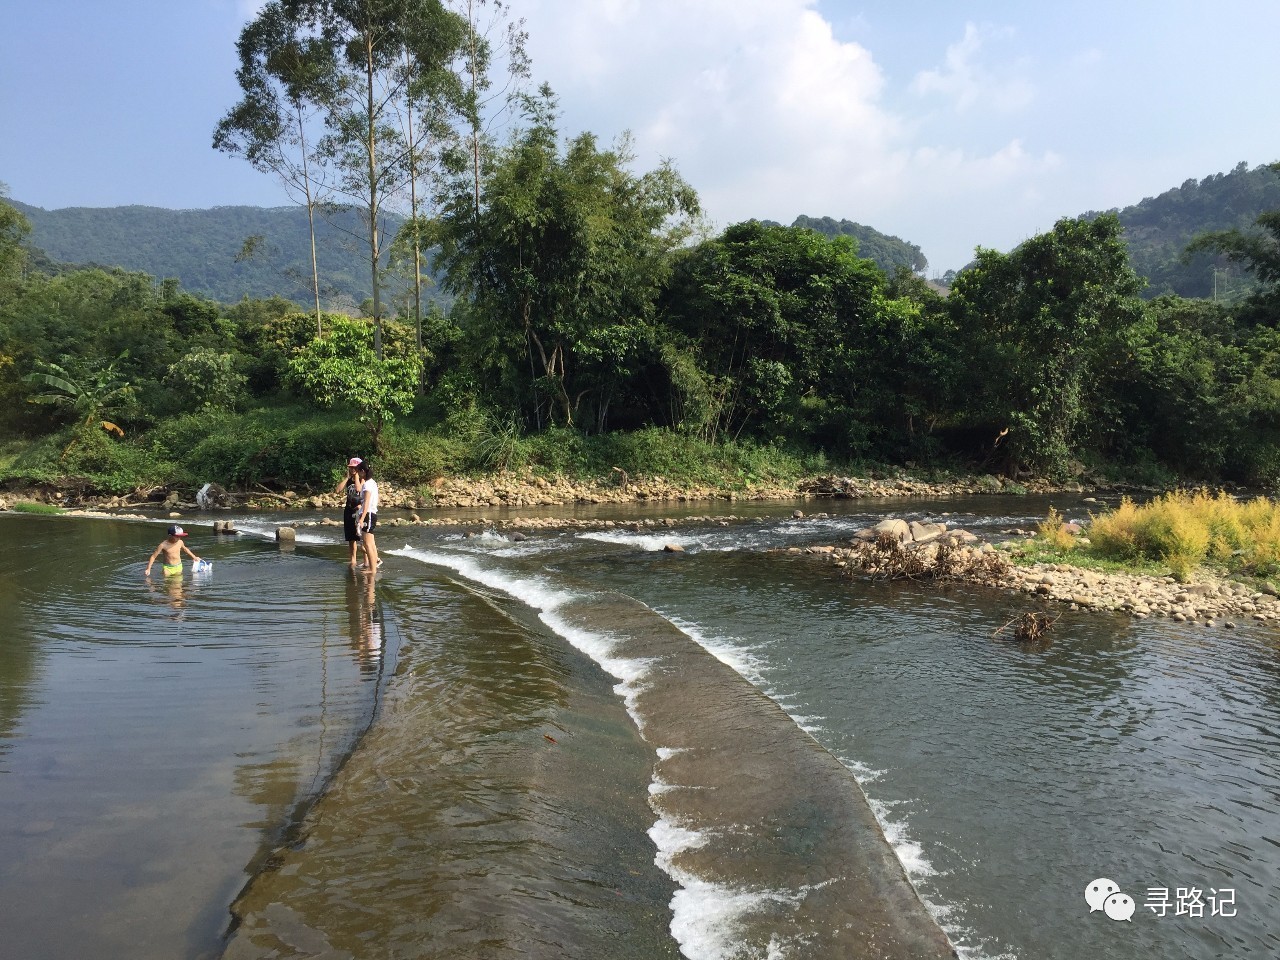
1088 489 1280 581
1037 506 1077 551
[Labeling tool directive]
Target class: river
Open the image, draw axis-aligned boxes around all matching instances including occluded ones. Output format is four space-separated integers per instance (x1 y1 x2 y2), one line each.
0 496 1276 959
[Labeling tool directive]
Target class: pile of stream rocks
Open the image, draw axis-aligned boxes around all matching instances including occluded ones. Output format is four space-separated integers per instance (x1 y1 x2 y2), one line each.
798 517 1280 628
995 563 1280 627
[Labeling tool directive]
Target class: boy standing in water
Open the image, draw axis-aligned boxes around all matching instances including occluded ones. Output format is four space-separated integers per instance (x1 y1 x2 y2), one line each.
145 525 202 577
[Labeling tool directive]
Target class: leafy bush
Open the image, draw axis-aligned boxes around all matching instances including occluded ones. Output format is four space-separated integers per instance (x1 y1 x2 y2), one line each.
164 348 248 412
11 501 63 514
162 408 362 489
378 427 469 485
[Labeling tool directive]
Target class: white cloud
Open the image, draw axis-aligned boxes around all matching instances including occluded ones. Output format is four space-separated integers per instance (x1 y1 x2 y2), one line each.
911 22 1034 113
519 2 1060 267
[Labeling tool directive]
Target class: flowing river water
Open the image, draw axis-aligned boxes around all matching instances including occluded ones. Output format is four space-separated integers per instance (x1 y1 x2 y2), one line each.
1 496 1277 959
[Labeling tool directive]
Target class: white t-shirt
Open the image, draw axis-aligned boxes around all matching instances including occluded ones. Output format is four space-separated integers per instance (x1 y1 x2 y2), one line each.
361 478 379 517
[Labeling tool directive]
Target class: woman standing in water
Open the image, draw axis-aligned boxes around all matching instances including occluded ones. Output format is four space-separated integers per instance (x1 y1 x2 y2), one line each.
336 457 364 568
355 461 380 570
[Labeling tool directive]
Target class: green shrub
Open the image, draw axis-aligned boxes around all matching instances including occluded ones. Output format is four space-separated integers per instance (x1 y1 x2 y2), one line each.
379 427 469 484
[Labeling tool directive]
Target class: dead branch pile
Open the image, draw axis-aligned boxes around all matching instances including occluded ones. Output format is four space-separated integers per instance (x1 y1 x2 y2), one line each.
994 611 1058 642
846 532 1011 582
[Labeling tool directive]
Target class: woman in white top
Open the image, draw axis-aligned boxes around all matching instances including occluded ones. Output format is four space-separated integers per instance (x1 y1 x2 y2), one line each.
355 462 380 570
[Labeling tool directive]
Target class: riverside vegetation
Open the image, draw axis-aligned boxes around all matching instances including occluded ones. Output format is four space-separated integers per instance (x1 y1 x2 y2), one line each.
2 2 1280 542
803 491 1280 628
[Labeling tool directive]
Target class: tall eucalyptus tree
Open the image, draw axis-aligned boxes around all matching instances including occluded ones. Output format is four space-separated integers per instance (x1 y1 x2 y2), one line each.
281 0 468 359
214 3 337 333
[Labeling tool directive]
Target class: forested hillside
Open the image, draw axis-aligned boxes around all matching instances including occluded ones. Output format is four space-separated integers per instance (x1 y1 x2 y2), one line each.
789 215 928 275
9 200 427 309
1096 161 1280 299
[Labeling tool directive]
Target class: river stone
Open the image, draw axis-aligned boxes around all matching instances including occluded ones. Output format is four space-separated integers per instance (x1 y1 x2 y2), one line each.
663 543 685 552
275 526 297 542
909 521 946 543
871 518 911 542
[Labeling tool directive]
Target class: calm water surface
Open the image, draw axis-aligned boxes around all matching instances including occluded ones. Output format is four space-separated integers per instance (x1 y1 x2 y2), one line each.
1 496 1278 959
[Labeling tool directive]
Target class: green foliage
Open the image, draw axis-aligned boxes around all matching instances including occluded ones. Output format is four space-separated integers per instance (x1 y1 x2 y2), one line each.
0 196 31 284
9 199 414 309
948 214 1145 476
661 220 929 455
791 214 927 274
152 406 362 488
24 355 136 430
376 424 468 485
164 349 248 412
1094 161 1280 300
435 88 700 430
287 315 422 450
10 501 63 515
1187 198 1280 326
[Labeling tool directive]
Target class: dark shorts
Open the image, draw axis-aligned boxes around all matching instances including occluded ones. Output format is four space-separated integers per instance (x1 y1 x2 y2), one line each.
344 510 360 542
361 513 377 535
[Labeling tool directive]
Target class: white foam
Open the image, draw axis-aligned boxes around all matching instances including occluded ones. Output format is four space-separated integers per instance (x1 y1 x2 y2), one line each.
659 611 974 957
652 812 820 960
866 798 937 879
664 614 771 688
579 529 700 552
390 547 655 725
227 522 333 545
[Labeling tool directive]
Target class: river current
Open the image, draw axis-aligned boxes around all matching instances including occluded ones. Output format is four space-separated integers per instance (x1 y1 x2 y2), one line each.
1 497 1277 959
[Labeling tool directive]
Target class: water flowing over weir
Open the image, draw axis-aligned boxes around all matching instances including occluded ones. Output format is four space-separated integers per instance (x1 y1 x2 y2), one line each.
221 541 954 960
8 499 1280 959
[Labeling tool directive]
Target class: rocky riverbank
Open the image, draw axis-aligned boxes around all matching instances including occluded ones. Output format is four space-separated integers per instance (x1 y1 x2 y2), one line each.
801 518 1280 629
1 469 1100 513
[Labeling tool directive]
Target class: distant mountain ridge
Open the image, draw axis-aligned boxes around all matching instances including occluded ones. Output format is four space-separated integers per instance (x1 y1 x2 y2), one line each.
12 160 1280 306
787 215 928 275
1090 160 1280 299
10 200 413 308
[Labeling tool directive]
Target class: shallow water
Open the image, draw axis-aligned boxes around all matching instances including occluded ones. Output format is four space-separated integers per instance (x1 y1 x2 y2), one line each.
2 497 1278 958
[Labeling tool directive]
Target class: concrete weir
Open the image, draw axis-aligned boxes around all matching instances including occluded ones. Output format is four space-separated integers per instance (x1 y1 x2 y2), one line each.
222 571 954 960
560 592 957 960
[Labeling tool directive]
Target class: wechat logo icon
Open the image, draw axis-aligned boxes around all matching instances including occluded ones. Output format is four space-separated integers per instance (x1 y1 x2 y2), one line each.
1086 878 1135 922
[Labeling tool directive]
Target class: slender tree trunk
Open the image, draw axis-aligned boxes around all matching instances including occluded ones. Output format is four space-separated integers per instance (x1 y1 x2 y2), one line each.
467 7 482 217
296 103 323 336
403 51 424 393
365 33 383 359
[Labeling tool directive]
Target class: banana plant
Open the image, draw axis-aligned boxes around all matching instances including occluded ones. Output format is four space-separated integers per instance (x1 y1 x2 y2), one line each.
24 356 135 450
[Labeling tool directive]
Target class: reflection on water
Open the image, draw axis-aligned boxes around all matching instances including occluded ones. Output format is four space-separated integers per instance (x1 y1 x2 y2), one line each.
0 515 393 960
5 496 1280 960
344 567 383 672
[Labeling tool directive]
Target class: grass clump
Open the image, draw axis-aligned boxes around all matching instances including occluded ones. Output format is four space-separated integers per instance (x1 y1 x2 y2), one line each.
1037 506 1077 551
10 501 64 515
1088 490 1280 581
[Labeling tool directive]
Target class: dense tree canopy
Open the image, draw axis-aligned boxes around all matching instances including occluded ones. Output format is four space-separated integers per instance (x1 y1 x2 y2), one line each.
435 89 699 431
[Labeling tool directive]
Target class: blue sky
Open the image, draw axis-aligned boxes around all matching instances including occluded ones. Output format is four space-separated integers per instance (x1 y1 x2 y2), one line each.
2 0 1278 272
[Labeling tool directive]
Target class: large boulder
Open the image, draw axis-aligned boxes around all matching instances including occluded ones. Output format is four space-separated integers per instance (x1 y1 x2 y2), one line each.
871 518 911 542
909 520 947 543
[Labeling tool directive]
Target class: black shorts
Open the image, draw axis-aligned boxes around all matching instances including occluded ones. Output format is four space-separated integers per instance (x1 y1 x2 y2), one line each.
344 510 360 542
361 513 378 534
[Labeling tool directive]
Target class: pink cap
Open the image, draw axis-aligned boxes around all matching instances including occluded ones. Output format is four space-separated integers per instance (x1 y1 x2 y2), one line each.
347 457 362 467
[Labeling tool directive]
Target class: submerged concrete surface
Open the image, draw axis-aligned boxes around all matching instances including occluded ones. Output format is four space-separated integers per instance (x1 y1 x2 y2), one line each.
571 594 957 960
222 574 955 960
